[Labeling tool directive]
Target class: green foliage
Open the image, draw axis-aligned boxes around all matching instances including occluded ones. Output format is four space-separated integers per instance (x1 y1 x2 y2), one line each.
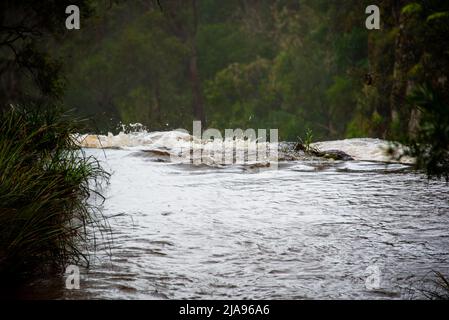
419 271 449 300
0 1 93 106
404 85 449 180
427 11 449 22
402 3 422 16
61 2 192 131
52 0 369 140
0 106 109 277
347 85 382 138
303 128 314 152
205 59 273 129
3 0 449 146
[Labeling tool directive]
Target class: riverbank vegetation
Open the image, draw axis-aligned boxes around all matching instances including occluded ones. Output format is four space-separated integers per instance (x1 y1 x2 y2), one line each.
0 0 110 280
0 106 109 279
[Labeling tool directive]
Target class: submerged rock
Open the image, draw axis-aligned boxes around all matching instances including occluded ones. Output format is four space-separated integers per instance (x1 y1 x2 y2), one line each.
134 149 172 162
143 149 171 157
248 162 271 169
294 143 354 161
319 149 354 161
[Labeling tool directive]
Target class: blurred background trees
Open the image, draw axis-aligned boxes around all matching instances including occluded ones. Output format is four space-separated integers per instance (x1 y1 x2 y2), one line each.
1 0 448 143
0 0 92 107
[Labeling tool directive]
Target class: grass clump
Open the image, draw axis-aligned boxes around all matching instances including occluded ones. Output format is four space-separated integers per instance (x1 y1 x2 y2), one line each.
425 272 449 300
412 271 449 300
295 129 319 154
0 105 109 279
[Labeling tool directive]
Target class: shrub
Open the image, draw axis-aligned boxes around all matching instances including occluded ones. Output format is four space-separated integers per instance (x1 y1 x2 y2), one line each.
0 106 109 278
404 84 449 181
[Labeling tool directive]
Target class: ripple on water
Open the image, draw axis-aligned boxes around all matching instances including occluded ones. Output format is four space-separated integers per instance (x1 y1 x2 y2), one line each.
39 148 449 299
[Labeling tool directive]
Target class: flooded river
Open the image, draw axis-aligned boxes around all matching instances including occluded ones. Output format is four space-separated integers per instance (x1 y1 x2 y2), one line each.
17 134 449 299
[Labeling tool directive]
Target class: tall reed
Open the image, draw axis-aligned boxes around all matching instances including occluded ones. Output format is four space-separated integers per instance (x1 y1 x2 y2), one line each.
0 106 109 279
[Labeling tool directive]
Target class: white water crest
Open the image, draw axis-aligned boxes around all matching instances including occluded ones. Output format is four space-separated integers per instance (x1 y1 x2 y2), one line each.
75 130 413 165
75 127 277 167
76 129 195 150
312 138 413 164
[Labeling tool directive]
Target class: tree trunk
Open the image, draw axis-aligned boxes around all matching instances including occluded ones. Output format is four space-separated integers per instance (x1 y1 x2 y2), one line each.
189 44 206 126
390 25 407 125
163 0 207 127
389 0 414 137
189 0 206 126
153 80 162 126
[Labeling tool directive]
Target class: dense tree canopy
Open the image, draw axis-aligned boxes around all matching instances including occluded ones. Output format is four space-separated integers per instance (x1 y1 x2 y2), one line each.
0 0 92 106
1 0 448 143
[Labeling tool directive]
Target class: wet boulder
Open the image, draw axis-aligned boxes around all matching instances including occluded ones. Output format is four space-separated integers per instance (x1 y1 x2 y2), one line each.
319 149 354 161
294 143 354 161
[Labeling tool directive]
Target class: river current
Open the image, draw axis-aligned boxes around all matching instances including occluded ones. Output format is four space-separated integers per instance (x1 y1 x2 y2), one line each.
18 132 449 299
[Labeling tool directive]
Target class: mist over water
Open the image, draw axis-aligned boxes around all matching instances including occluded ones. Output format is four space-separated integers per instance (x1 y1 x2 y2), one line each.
30 132 449 299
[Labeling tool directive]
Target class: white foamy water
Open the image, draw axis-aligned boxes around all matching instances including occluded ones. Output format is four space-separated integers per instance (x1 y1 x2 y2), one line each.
76 130 278 167
76 131 413 165
76 130 195 150
312 138 413 164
